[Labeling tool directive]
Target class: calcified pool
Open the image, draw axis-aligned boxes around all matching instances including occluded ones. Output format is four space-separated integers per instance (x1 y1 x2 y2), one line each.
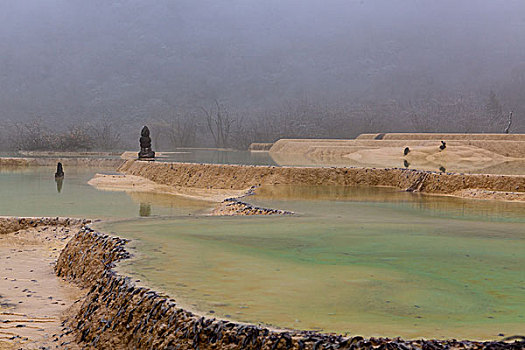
0 166 210 218
98 186 525 340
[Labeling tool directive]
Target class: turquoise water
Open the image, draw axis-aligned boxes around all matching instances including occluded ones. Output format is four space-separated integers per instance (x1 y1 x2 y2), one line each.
100 186 525 340
2 166 524 339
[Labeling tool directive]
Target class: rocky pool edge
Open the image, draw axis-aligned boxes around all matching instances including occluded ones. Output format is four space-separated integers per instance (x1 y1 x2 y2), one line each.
54 222 524 349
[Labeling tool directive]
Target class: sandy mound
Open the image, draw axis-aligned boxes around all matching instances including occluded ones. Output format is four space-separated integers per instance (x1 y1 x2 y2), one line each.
249 142 274 151
88 173 245 202
269 137 525 174
357 133 525 141
118 160 525 202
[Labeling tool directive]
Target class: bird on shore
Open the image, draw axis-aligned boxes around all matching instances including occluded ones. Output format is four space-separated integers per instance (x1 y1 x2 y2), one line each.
439 141 446 151
404 147 410 156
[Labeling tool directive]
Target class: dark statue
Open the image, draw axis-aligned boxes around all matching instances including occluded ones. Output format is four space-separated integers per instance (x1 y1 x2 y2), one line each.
55 162 64 193
138 126 155 159
55 162 64 178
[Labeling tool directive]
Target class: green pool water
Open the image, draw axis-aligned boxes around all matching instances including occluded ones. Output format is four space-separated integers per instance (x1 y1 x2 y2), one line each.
2 166 523 340
99 186 525 340
0 167 210 218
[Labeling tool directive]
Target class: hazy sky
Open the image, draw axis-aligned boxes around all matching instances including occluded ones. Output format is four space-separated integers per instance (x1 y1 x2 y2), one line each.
1 0 524 126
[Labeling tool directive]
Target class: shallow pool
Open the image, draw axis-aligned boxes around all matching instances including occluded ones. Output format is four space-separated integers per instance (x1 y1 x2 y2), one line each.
0 167 210 218
99 186 525 340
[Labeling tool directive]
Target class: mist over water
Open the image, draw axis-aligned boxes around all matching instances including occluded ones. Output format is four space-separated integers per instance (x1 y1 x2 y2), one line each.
1 1 524 149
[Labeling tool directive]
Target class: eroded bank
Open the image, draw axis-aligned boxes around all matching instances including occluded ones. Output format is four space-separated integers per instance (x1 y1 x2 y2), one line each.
118 160 525 201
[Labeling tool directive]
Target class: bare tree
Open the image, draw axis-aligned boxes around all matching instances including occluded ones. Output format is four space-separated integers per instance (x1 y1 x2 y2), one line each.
202 100 235 148
89 119 122 151
8 118 54 151
504 112 513 134
59 125 93 151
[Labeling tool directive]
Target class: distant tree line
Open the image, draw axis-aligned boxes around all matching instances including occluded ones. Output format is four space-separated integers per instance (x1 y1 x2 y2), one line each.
2 118 122 152
0 89 520 152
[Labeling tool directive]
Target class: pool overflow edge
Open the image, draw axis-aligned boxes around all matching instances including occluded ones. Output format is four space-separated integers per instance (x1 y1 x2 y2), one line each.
54 223 524 349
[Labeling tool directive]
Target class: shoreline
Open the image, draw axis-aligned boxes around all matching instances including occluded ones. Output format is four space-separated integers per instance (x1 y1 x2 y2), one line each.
2 217 524 349
118 160 525 203
1 156 525 348
58 221 525 349
0 218 89 349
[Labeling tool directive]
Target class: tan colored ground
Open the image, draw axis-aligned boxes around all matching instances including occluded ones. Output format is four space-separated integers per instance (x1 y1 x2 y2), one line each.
18 151 122 157
357 133 525 141
249 142 273 151
120 150 191 160
88 173 246 202
452 188 525 201
117 160 525 202
0 156 123 168
269 137 525 174
0 223 82 349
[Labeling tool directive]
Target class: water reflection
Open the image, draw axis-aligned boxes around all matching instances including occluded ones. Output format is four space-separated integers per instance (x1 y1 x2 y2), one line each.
139 203 152 217
0 167 211 218
252 185 525 223
55 177 64 193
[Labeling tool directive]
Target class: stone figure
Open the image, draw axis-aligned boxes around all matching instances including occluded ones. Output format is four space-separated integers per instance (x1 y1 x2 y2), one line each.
55 162 64 178
138 126 155 159
55 162 64 193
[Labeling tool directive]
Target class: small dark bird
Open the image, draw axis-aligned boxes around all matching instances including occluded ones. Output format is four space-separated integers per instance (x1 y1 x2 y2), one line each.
404 159 410 168
55 162 64 178
404 147 410 156
439 141 446 151
439 166 446 173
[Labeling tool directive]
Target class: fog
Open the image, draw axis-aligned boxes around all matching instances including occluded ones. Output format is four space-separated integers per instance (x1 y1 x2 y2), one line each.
1 0 524 150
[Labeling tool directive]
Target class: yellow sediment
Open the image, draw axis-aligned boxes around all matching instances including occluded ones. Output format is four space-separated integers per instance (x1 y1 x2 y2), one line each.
88 173 245 202
268 136 525 173
357 133 525 141
117 160 525 202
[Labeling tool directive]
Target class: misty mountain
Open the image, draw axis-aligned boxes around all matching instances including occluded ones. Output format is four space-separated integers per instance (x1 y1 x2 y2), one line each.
1 0 524 149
